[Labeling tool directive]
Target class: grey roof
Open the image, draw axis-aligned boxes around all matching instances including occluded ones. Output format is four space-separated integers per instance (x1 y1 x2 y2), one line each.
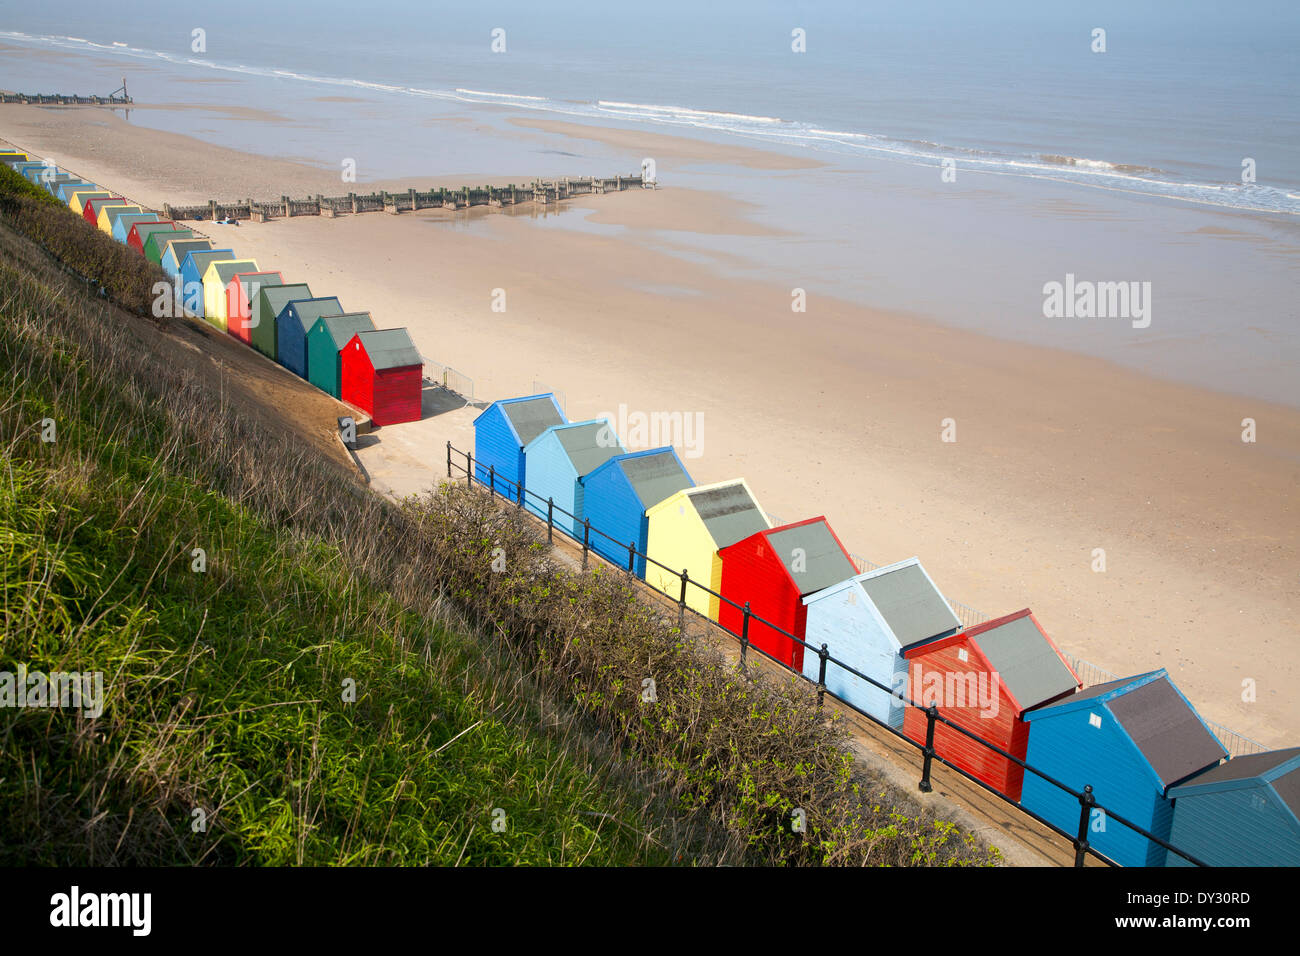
1274 768 1300 820
860 563 961 647
283 297 344 334
620 451 693 510
766 522 857 596
163 239 212 262
260 284 313 312
1108 678 1226 789
503 397 564 445
317 312 375 349
555 422 623 476
185 249 234 273
974 616 1078 710
688 483 768 549
210 260 257 283
355 329 421 370
1170 747 1300 788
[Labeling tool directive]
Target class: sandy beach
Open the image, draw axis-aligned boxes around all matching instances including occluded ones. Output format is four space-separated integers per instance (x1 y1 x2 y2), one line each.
2 104 1296 748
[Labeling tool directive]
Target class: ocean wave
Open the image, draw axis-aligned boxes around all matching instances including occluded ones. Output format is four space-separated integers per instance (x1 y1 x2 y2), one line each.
3 29 1296 217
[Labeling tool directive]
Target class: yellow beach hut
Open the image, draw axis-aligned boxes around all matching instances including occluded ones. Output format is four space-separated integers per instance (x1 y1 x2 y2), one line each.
97 202 141 234
202 258 259 327
69 189 110 214
644 478 771 620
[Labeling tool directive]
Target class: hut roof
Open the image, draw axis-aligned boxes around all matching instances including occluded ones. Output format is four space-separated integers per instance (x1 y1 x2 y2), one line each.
317 312 375 350
967 614 1078 710
501 396 565 445
686 481 768 549
859 562 960 647
763 520 855 595
552 421 623 475
355 329 421 370
617 450 692 509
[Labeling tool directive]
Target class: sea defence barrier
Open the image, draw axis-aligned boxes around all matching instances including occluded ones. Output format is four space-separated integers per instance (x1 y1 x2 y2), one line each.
163 174 650 222
0 92 133 105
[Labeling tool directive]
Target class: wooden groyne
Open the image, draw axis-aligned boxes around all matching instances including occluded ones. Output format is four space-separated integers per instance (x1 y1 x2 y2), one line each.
0 92 133 105
162 174 651 223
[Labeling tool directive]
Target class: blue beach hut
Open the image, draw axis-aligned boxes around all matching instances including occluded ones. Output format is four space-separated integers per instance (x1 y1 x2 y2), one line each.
580 447 694 576
1020 669 1227 866
56 180 95 202
521 420 626 532
472 394 567 496
276 296 344 378
112 212 159 244
1166 747 1300 867
179 249 234 313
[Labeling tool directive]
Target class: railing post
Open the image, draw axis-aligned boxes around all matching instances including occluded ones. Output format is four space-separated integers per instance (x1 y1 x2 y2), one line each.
547 497 554 544
465 450 472 487
582 519 590 569
816 643 829 712
489 465 496 499
445 440 451 478
919 704 939 793
1074 785 1096 867
678 569 689 630
627 541 636 576
517 477 524 508
740 602 751 669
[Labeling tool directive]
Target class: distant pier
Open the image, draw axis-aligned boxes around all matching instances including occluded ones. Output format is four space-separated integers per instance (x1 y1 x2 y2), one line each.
163 174 653 222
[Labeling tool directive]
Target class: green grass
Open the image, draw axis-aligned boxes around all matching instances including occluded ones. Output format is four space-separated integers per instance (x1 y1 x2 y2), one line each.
0 252 690 865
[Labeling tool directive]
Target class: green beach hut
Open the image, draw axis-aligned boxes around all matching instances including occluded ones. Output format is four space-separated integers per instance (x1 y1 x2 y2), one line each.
306 312 376 398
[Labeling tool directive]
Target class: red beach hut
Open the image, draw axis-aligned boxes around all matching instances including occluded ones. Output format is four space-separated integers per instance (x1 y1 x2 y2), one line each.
340 329 423 426
902 608 1081 800
83 196 125 226
717 517 857 671
127 220 180 256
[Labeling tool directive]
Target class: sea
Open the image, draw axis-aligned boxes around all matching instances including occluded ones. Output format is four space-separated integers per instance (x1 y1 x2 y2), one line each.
2 0 1298 404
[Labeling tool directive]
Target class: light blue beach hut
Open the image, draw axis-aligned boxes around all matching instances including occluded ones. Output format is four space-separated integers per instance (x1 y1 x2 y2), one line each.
521 420 627 531
112 212 159 244
801 557 962 729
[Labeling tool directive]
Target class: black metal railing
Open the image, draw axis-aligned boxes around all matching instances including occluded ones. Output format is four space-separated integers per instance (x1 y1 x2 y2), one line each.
445 441 1209 868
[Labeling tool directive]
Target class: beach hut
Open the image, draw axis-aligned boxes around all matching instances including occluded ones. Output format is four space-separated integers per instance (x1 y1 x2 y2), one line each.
580 448 694 577
82 196 125 226
112 212 159 245
0 151 28 163
226 272 283 342
799 557 962 726
250 283 312 360
306 313 376 399
179 249 234 315
127 220 179 256
1166 748 1300 867
55 180 94 202
521 420 626 530
97 203 142 234
41 174 78 195
471 395 567 495
146 228 197 265
276 296 344 378
202 259 259 326
1020 669 1227 867
160 238 213 280
717 518 858 672
901 608 1081 799
69 189 111 216
340 329 423 426
644 479 771 621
